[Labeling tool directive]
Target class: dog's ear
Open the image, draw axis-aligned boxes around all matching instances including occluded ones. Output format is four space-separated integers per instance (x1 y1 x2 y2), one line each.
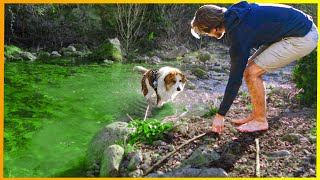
164 73 177 91
180 73 187 83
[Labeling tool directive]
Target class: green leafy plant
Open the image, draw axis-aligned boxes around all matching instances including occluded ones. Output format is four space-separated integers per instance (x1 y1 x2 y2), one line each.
202 105 219 118
310 127 316 143
246 104 253 111
293 50 317 106
128 119 173 144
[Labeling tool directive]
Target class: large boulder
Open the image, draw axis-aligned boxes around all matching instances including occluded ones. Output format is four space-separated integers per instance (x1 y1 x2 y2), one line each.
99 145 124 177
164 46 189 59
4 45 23 61
87 121 132 167
88 38 123 62
20 52 37 61
51 51 62 57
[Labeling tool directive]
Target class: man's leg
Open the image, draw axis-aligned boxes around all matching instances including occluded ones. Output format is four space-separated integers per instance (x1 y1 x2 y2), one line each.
234 62 269 132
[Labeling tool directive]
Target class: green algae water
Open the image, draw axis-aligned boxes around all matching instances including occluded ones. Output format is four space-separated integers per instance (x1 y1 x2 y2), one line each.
4 59 175 177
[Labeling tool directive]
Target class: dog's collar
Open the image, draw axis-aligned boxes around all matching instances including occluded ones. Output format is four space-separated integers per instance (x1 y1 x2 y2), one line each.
151 70 158 92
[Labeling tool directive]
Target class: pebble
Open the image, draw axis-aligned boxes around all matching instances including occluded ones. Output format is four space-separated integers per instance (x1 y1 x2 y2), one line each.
153 140 167 146
284 108 291 113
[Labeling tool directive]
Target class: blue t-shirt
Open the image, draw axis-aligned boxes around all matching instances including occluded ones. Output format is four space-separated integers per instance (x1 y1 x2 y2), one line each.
218 1 313 116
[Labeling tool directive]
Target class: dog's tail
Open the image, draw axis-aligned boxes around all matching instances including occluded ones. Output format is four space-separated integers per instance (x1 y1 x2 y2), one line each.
133 66 149 74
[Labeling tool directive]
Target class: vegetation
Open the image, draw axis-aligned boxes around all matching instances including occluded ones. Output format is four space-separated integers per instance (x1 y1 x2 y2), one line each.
128 119 173 144
293 50 317 106
202 105 219 118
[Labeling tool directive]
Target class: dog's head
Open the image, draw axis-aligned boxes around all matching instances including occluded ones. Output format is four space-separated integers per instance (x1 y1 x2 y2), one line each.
164 70 186 92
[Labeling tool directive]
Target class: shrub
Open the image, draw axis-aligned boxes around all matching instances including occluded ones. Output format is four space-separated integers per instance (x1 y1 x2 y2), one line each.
127 119 173 144
293 50 317 106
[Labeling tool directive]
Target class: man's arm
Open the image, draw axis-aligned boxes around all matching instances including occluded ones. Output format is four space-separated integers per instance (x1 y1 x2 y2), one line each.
217 41 250 116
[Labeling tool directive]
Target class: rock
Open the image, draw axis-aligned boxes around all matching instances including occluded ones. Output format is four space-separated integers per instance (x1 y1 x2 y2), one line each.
165 144 175 151
284 108 291 113
165 46 189 59
182 145 220 167
152 140 166 146
99 145 124 177
266 150 291 158
147 167 227 177
183 55 197 63
282 134 308 144
198 51 211 62
66 45 76 52
148 56 161 64
39 52 51 58
127 151 143 171
192 68 208 79
70 43 89 52
51 51 62 57
87 122 133 168
103 59 114 64
128 169 143 177
21 52 37 61
185 81 196 90
88 38 122 62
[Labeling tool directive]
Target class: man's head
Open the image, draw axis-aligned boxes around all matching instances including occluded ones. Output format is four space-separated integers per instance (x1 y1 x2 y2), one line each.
191 5 227 39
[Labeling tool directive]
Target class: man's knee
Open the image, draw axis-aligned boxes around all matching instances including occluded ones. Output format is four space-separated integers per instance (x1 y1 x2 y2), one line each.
244 67 256 81
244 63 266 81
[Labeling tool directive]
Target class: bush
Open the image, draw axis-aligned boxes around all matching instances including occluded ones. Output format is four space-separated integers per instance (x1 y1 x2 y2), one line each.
128 119 173 144
293 50 317 106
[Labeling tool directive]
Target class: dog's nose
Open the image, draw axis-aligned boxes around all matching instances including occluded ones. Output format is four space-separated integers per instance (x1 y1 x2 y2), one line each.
177 87 181 91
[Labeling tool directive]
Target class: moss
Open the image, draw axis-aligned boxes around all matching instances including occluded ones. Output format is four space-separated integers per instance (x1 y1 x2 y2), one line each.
4 45 23 60
192 68 207 78
88 41 123 62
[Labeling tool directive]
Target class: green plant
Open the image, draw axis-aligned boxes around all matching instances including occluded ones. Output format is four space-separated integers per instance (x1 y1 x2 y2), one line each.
128 119 173 144
293 50 317 105
202 105 219 118
4 45 23 60
310 127 316 143
246 104 253 111
116 140 137 155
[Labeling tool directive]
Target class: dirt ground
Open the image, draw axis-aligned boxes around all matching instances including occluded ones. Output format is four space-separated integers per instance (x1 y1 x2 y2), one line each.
136 85 316 177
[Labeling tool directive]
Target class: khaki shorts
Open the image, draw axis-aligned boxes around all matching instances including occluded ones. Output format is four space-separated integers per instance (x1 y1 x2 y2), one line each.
251 23 318 73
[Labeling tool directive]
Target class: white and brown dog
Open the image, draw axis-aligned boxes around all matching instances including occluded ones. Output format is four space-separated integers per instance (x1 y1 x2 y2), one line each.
134 66 186 107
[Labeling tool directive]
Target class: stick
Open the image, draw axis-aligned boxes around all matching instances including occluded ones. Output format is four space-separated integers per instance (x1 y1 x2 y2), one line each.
143 105 149 121
126 113 134 121
255 138 260 177
142 132 209 177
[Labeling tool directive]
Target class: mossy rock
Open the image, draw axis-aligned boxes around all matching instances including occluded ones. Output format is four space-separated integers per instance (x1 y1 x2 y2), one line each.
192 68 207 78
4 45 23 60
88 38 123 62
198 51 211 62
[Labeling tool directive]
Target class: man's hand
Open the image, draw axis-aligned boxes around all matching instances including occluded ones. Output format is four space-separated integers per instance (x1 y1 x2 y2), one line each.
212 113 225 133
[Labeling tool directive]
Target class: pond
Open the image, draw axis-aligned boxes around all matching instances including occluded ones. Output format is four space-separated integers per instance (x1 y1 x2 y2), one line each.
4 59 175 177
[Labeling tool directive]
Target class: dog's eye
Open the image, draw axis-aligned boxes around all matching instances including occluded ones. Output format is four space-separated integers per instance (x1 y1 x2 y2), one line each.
179 80 182 82
172 80 176 84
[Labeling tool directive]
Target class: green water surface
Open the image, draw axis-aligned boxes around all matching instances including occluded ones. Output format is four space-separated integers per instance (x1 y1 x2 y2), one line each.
4 59 174 177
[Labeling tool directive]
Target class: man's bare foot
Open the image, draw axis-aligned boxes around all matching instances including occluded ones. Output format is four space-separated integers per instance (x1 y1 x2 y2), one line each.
231 116 254 124
212 118 225 133
236 120 269 132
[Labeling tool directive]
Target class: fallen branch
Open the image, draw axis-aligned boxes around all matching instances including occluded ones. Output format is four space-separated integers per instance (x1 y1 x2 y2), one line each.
142 132 210 177
255 138 260 177
143 105 150 121
126 113 134 121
